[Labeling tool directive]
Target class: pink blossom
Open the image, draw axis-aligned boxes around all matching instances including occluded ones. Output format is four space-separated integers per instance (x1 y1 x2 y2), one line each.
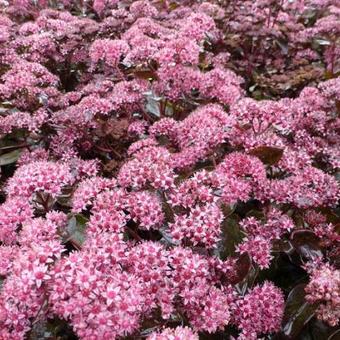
233 282 285 339
148 326 198 340
72 177 117 213
118 145 175 190
6 161 74 201
0 198 33 245
89 39 130 68
49 232 144 339
169 203 223 249
128 120 148 136
237 236 273 269
200 68 244 105
305 262 340 326
126 191 165 230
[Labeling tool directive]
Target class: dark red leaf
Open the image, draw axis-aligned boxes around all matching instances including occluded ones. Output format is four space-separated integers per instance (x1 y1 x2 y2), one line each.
249 146 284 165
282 284 317 338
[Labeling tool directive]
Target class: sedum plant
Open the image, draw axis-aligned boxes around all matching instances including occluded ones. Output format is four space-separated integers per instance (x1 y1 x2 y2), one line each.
0 0 339 339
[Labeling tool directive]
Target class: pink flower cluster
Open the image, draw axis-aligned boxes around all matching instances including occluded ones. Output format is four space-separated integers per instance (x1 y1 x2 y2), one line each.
147 326 198 340
169 203 223 249
237 209 294 269
0 213 65 339
233 281 285 339
305 261 340 327
0 0 338 338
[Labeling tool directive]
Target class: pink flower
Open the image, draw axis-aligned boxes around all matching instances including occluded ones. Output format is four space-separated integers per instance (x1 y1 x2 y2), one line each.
118 145 175 190
0 198 33 245
6 161 73 201
72 177 117 213
49 232 145 339
126 191 165 230
305 262 340 326
236 236 273 269
89 39 130 68
148 326 198 340
234 282 285 338
169 203 223 249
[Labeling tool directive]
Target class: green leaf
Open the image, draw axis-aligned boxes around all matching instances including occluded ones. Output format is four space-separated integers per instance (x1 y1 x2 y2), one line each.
249 146 284 165
0 149 22 166
282 284 317 338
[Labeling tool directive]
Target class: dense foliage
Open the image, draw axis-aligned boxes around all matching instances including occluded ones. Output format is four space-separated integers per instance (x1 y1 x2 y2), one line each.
0 0 339 339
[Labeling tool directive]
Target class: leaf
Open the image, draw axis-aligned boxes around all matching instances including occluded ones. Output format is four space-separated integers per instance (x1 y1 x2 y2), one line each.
276 39 289 55
46 318 78 339
328 329 340 340
220 217 243 258
282 284 317 338
145 93 173 118
28 320 52 340
168 2 179 11
65 215 88 247
249 146 284 165
309 319 339 340
134 69 158 81
0 149 22 166
290 230 323 261
317 208 340 225
314 38 331 46
234 255 253 289
145 93 161 118
274 239 294 255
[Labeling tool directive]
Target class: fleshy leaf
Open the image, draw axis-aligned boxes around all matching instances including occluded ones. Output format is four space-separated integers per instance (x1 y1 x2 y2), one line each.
0 149 22 166
65 215 88 248
249 146 284 165
220 217 243 258
282 284 317 338
291 230 323 261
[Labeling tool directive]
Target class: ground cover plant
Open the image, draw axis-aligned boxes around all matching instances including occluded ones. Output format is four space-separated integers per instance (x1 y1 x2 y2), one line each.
0 0 339 339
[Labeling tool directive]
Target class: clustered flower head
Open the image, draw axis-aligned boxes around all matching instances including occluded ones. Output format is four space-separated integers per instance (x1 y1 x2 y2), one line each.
5 161 74 200
0 0 338 339
233 281 285 339
305 261 340 327
236 209 294 268
147 326 199 340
